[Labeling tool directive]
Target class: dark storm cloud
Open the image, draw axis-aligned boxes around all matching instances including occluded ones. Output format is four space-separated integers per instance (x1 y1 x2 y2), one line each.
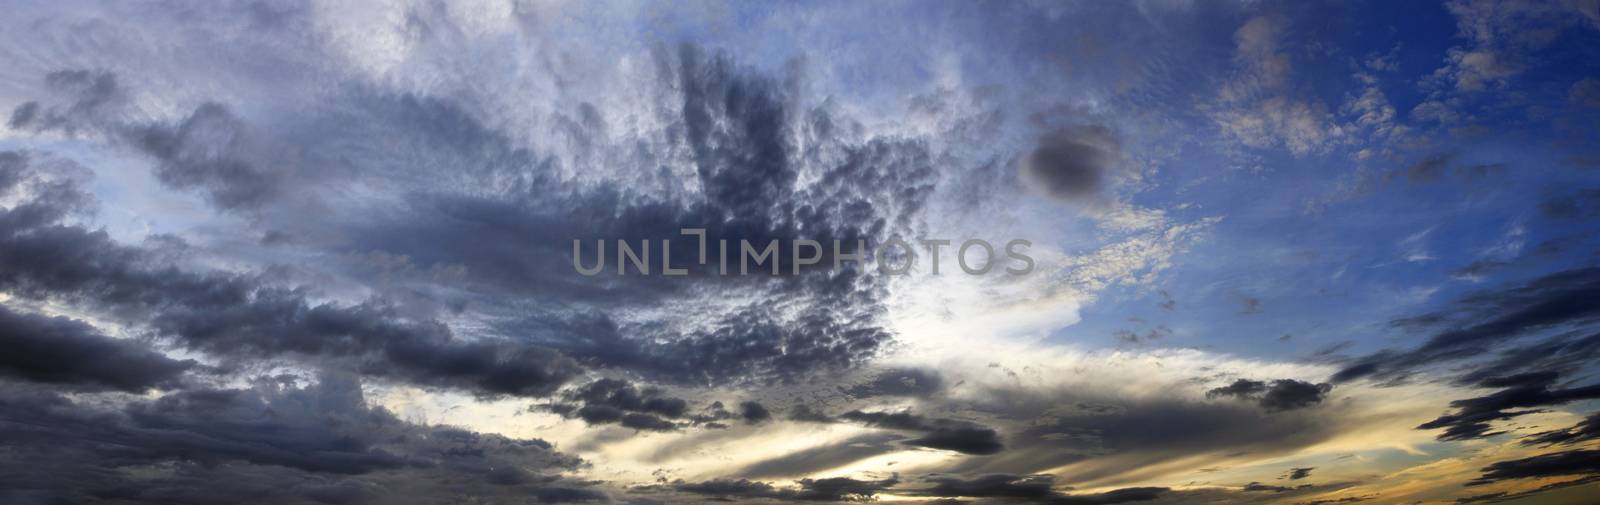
0 152 580 398
536 378 691 432
0 374 595 505
741 401 772 424
652 475 899 502
836 410 1005 455
1286 467 1315 480
0 304 193 392
1020 125 1122 201
1465 449 1600 486
1416 372 1600 441
842 367 946 399
1521 412 1600 447
1206 379 1333 412
1332 268 1600 384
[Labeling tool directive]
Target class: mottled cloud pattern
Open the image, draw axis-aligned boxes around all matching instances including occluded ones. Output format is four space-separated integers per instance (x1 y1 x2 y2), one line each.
1 1 1599 504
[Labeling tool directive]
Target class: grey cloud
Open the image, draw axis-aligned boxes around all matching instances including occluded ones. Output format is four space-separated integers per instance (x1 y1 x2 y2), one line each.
0 152 580 398
788 404 837 423
7 70 122 135
0 304 193 392
1206 379 1333 412
536 378 692 432
933 390 1347 487
1416 372 1600 441
1456 475 1600 503
11 72 280 212
911 473 1058 499
842 367 946 399
1241 482 1298 493
837 410 1005 455
1020 125 1122 201
309 45 938 387
1465 449 1600 486
1521 412 1600 447
741 401 772 424
1048 487 1169 504
1333 268 1600 384
651 475 899 502
0 374 594 505
1295 497 1374 505
126 103 280 211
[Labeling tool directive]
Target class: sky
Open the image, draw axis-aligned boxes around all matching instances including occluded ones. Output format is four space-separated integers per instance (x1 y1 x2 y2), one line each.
2 1 1600 504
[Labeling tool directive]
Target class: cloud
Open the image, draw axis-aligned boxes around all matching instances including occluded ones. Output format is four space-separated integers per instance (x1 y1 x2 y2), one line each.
741 401 772 424
1433 0 1600 91
1521 412 1600 447
0 151 583 398
536 378 693 432
939 382 1350 487
1286 467 1316 480
1206 379 1334 412
1465 449 1600 486
1242 481 1297 492
837 410 1006 455
0 374 596 504
1456 475 1600 503
736 433 905 479
905 473 1171 504
6 70 122 135
842 367 946 399
1212 15 1344 156
1214 97 1342 156
10 72 279 212
1417 372 1600 441
0 304 193 392
124 103 280 211
910 473 1059 499
298 44 940 387
1333 268 1600 384
1047 487 1169 504
1020 125 1122 201
653 475 900 502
